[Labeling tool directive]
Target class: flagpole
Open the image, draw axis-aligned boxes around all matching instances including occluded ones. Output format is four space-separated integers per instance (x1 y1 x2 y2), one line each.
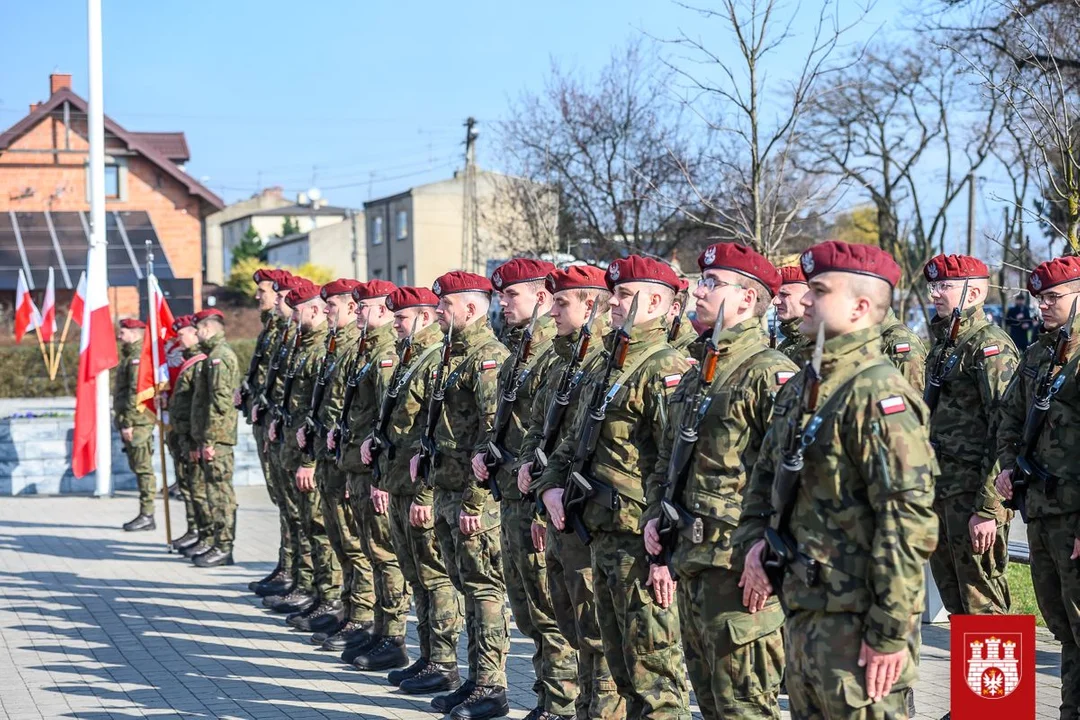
146 241 173 549
88 0 111 498
33 320 51 374
51 306 74 380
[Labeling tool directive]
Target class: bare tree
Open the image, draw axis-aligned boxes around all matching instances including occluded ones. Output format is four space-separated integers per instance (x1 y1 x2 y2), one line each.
476 170 562 260
491 40 710 261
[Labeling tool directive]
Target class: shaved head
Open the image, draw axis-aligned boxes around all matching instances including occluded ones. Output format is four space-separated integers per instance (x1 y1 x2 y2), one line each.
845 275 892 324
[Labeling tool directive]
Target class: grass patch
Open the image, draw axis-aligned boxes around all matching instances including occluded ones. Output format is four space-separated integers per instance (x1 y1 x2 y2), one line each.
1007 562 1045 627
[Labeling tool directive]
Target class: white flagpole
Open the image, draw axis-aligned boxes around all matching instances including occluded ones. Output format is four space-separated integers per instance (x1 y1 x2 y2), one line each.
145 250 173 547
88 0 111 497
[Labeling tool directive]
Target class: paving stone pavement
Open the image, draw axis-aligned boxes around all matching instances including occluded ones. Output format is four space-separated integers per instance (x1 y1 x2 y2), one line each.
0 486 1064 719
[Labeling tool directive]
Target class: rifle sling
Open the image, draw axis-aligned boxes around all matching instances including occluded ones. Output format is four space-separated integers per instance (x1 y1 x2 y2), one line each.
932 320 986 383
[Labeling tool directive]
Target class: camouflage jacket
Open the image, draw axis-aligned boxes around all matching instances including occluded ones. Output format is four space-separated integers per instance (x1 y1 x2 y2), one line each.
191 332 240 447
309 321 364 464
487 315 558 501
997 316 1080 522
282 323 329 469
667 317 698 354
261 315 296 416
882 309 927 393
776 318 812 364
339 322 397 473
925 306 1018 515
650 319 797 576
167 345 207 453
113 340 154 429
738 324 938 655
540 316 690 535
244 311 283 414
382 321 445 501
430 318 510 515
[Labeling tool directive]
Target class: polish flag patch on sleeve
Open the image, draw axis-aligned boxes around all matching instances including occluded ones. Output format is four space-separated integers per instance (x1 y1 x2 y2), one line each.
894 342 911 354
663 373 682 388
983 345 1001 357
687 358 699 366
481 359 499 371
380 359 394 367
776 371 794 385
211 358 222 365
878 396 907 415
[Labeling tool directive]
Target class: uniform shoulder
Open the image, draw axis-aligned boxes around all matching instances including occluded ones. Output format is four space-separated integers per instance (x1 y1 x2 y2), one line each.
848 360 926 415
970 321 1014 350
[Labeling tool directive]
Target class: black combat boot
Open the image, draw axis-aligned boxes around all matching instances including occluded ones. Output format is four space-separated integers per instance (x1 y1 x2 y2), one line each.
388 656 428 686
248 564 284 592
270 589 316 614
171 530 199 551
340 632 382 663
417 672 468 703
351 636 408 671
449 685 509 720
182 540 212 558
290 599 343 632
261 584 296 608
318 620 374 651
122 514 155 532
193 547 234 567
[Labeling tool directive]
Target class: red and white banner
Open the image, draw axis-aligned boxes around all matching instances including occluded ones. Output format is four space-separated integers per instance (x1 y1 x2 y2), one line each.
70 271 87 327
72 246 119 478
135 274 177 416
40 267 57 343
950 614 1035 719
14 269 42 344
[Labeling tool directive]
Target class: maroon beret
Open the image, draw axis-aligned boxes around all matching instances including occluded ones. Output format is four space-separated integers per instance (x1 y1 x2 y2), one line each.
273 273 300 293
433 271 492 297
285 279 322 308
800 241 902 287
604 255 680 291
491 258 557 291
354 279 397 301
779 265 807 285
252 268 273 284
545 265 609 295
119 318 145 330
698 242 781 296
924 254 989 282
1029 256 1080 294
172 314 196 332
321 278 363 300
676 277 690 293
386 286 439 311
194 308 225 324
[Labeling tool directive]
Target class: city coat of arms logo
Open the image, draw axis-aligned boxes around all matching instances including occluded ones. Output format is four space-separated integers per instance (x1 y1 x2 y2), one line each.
963 634 1022 699
950 614 1034 719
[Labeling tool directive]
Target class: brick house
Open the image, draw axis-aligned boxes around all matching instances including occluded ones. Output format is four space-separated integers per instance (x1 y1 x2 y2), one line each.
0 73 223 319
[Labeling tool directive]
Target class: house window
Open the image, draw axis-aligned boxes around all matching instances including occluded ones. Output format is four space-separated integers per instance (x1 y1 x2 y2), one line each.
85 157 127 202
104 165 120 199
397 265 409 285
396 210 408 240
372 216 385 245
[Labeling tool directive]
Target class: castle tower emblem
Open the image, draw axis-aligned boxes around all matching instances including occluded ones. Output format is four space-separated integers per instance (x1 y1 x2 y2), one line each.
964 634 1022 699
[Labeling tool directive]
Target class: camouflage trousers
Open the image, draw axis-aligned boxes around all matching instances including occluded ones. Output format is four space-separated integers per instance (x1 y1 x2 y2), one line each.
676 567 784 720
501 501 578 715
349 473 410 636
255 424 292 575
188 447 213 542
389 492 463 664
928 492 1011 615
590 531 690 720
434 488 509 688
123 425 156 515
785 610 920 720
270 443 313 593
1027 512 1080 719
298 462 340 600
168 436 198 532
317 463 372 621
201 444 237 553
545 524 624 720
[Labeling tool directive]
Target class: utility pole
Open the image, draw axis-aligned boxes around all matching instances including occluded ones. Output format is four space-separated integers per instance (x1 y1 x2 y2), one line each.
966 171 976 256
461 117 479 273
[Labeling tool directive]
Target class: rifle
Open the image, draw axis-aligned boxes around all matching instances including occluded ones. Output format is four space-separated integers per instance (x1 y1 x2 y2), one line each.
923 278 970 414
417 325 454 485
252 317 295 426
649 302 725 566
368 315 420 480
1006 297 1077 522
300 328 338 460
237 320 273 412
268 322 304 444
667 300 686 345
482 301 542 501
330 314 370 463
560 293 639 545
762 322 826 595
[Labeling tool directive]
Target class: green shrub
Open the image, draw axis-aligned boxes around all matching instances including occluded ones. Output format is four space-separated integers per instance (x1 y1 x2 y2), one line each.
226 257 336 299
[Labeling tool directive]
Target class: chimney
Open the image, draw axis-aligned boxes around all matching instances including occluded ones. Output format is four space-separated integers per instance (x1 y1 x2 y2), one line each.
50 73 72 95
29 102 41 113
262 186 284 199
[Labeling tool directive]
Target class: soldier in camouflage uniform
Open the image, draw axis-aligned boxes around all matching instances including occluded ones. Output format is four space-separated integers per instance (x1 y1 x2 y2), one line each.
739 240 938 719
644 243 795 720
190 308 241 567
362 286 464 692
409 271 511 720
995 256 1080 719
471 259 580 720
114 318 157 532
666 278 697 353
166 314 207 551
540 255 692 720
773 265 812 362
522 266 624 720
922 254 1016 617
334 279 411 667
882 307 927 393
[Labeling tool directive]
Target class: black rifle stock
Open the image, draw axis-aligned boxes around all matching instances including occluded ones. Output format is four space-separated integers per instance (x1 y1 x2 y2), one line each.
368 320 418 481
238 323 272 413
300 329 337 460
253 318 295 426
331 316 370 464
267 323 303 443
417 327 454 485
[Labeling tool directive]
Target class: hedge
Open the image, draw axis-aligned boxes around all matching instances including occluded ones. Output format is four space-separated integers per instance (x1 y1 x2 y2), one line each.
0 338 257 399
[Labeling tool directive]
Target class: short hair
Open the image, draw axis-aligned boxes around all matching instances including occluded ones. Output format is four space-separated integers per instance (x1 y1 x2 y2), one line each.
571 288 612 308
846 274 892 323
460 291 491 313
654 285 675 315
746 278 771 317
674 287 689 312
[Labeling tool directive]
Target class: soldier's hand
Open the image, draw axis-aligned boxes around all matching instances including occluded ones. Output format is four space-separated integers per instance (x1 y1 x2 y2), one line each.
531 521 546 552
326 432 336 451
202 444 216 461
189 449 200 462
968 514 996 555
295 427 306 448
121 427 134 443
1071 537 1080 562
295 466 316 493
371 487 390 515
542 488 565 531
232 389 242 407
739 539 773 613
410 454 421 482
249 407 258 424
360 437 374 465
517 463 533 495
994 469 1013 500
268 423 277 442
643 518 662 556
459 511 481 535
410 502 432 528
858 641 907 703
646 563 676 609
471 453 489 481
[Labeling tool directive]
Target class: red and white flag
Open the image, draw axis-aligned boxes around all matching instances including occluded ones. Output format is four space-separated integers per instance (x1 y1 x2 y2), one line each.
72 246 119 478
14 269 43 343
135 274 176 416
69 271 87 327
40 267 57 343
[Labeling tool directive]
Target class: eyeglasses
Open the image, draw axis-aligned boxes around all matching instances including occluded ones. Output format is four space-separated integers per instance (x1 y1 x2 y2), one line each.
927 281 960 295
697 276 744 292
1036 290 1080 306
